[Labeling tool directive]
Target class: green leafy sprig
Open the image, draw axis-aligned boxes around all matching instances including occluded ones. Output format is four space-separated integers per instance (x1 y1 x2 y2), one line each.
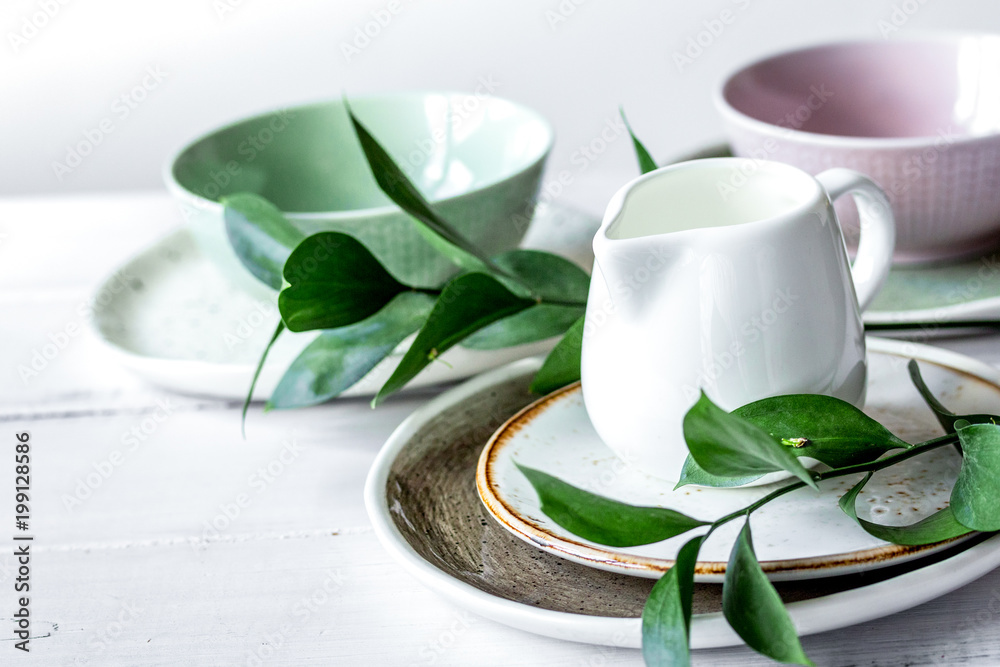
224 104 589 417
224 107 668 415
518 362 1000 665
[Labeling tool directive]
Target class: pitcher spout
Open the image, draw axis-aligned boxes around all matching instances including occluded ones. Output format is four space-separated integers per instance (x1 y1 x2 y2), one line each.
592 217 680 319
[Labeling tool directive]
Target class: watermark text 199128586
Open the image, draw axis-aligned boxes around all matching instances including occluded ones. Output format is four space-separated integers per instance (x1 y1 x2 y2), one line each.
13 431 33 653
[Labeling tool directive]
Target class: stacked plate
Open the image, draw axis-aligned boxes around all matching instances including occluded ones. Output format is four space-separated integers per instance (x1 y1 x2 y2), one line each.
364 337 1000 649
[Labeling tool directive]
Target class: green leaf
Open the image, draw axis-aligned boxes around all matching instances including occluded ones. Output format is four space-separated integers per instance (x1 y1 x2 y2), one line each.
374 273 534 404
908 360 999 433
267 292 434 409
345 100 499 278
723 519 814 666
278 232 410 332
682 392 818 490
620 107 658 174
490 249 591 303
460 304 584 350
839 472 973 545
223 193 305 290
732 394 911 467
530 316 584 395
462 248 589 349
241 321 284 437
675 456 764 489
952 423 1000 531
642 535 704 667
677 393 911 488
516 464 708 547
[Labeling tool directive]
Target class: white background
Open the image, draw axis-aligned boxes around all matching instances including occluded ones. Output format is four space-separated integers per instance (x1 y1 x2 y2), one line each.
4 0 1000 215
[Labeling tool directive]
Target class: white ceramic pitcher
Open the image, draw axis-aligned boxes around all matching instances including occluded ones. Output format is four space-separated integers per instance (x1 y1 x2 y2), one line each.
581 158 895 482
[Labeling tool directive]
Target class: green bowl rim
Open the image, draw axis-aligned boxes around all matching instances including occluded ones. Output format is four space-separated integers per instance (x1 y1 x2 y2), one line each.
162 91 555 221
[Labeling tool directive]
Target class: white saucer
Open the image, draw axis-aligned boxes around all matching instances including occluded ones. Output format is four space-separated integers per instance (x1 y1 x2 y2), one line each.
478 338 1000 582
89 203 599 400
365 350 1000 649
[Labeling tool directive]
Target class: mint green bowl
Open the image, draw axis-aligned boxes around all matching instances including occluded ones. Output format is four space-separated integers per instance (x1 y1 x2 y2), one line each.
164 93 554 291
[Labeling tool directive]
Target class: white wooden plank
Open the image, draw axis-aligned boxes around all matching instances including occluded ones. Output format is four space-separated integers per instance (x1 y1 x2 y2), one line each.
10 532 646 666
7 530 1000 666
20 398 427 546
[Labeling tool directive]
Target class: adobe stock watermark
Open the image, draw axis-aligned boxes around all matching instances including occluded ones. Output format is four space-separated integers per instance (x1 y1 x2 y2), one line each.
18 268 135 385
395 75 502 180
61 398 178 511
544 0 588 31
194 436 303 547
188 108 294 203
886 127 956 198
886 253 1000 368
224 300 278 350
877 0 931 38
681 287 800 401
340 0 414 62
241 569 347 666
7 0 72 53
672 0 754 73
72 600 143 665
213 0 250 21
52 65 169 181
580 449 640 496
928 583 1000 665
576 630 631 666
410 611 478 666
534 113 630 207
717 84 834 201
582 246 681 341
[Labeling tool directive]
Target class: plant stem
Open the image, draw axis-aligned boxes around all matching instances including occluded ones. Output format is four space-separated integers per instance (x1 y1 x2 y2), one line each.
866 320 1000 331
536 299 588 308
709 433 960 530
410 286 586 309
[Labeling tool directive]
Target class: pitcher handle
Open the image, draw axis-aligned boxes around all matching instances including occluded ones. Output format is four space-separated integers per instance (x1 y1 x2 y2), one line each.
815 168 895 312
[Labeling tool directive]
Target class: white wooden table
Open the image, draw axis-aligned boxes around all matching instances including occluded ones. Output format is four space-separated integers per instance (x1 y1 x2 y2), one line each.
5 192 1000 666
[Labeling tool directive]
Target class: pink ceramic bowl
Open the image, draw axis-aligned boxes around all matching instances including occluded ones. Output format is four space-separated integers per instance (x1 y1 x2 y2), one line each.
715 36 1000 263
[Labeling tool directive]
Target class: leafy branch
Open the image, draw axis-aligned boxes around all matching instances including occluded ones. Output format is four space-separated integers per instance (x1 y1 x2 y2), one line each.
224 103 589 420
517 361 1000 665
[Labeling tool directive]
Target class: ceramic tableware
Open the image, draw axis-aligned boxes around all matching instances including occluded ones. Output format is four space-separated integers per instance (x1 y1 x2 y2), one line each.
164 92 554 293
583 157 895 481
89 203 596 400
716 36 1000 262
365 354 1000 649
479 338 1000 581
669 142 1000 327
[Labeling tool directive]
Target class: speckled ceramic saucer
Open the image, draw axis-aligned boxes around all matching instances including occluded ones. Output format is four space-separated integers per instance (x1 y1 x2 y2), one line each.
477 338 1000 582
90 203 598 399
670 143 1000 326
365 350 1000 648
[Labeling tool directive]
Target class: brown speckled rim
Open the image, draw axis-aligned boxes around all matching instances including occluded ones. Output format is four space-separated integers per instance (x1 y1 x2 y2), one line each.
477 341 999 582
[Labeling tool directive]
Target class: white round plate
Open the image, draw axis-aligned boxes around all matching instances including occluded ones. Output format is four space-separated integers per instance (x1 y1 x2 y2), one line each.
365 347 1000 649
89 203 598 400
478 338 1000 582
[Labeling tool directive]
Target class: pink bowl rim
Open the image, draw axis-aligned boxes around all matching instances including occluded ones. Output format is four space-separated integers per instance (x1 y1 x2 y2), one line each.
714 33 1000 150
